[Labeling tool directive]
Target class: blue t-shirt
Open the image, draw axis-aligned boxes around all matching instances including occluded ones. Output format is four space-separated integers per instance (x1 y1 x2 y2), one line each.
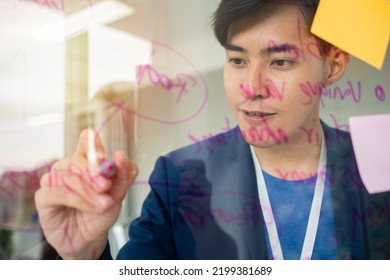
262 170 339 260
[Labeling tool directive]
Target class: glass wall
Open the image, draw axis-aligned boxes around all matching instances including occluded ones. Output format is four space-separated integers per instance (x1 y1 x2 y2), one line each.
0 0 388 259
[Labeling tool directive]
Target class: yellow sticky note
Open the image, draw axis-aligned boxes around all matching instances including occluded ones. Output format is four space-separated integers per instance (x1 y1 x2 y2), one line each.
311 0 390 70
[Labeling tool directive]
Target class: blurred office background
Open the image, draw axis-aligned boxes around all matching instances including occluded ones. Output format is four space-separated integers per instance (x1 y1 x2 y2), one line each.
0 0 389 259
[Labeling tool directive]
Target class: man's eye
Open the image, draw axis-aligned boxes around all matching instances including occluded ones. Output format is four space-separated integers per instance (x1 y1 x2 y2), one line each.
228 58 245 66
271 59 294 68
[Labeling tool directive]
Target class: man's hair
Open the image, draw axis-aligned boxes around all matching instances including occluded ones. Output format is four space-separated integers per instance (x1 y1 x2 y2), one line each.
211 0 320 48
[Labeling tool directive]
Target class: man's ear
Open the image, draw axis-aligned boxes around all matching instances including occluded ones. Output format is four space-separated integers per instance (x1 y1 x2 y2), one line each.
325 46 349 86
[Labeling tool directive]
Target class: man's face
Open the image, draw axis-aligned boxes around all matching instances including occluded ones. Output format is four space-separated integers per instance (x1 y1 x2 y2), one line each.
224 4 329 148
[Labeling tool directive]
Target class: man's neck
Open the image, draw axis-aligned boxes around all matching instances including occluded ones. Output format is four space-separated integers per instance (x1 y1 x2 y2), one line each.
253 123 323 180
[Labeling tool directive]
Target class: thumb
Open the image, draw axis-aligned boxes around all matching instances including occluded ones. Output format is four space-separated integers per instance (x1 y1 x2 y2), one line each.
76 128 106 163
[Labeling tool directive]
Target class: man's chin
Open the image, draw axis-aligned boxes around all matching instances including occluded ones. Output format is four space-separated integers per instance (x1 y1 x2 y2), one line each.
237 124 289 148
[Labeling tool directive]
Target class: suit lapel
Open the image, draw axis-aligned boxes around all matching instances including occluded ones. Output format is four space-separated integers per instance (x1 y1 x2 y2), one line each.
323 122 366 259
223 127 268 259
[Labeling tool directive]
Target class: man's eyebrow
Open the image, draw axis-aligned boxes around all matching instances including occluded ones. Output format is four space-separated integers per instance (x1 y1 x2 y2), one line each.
225 43 247 53
225 43 301 56
260 43 301 56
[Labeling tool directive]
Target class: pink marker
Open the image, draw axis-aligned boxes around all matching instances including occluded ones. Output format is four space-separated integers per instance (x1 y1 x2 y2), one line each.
100 159 117 178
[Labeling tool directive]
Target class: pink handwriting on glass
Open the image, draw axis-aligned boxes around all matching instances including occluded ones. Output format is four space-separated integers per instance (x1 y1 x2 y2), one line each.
2 0 65 13
180 201 265 229
176 192 274 229
137 50 198 104
262 17 387 106
188 116 323 154
76 40 210 142
375 85 386 102
267 17 339 62
301 81 386 107
272 169 324 182
240 77 286 101
298 113 350 146
187 113 351 156
188 117 240 154
96 42 209 128
351 198 390 254
240 78 386 108
132 40 209 125
3 0 95 39
0 162 52 197
47 161 131 194
301 80 361 108
44 161 130 256
97 100 129 135
182 115 287 147
2 0 93 15
241 123 288 144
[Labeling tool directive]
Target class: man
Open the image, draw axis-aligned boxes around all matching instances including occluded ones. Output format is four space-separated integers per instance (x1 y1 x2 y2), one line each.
35 0 390 260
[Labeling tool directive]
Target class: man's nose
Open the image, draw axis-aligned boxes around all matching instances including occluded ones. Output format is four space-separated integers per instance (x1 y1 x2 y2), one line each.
239 67 269 99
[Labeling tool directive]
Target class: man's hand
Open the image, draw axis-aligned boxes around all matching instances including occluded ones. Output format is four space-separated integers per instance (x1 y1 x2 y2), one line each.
35 129 138 259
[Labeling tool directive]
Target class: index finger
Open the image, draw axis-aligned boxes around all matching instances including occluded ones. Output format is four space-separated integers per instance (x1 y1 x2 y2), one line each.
75 128 106 165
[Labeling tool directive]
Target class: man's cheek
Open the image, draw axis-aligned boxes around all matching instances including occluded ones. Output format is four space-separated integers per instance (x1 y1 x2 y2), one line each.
224 83 238 98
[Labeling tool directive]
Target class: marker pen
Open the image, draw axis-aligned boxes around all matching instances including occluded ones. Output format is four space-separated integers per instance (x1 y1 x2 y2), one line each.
87 129 117 178
100 159 117 178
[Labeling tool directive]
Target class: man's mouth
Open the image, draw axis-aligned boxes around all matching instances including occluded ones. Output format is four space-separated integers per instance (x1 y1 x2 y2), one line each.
242 109 276 118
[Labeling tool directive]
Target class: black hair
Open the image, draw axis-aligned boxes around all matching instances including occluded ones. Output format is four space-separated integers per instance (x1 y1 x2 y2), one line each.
211 0 320 47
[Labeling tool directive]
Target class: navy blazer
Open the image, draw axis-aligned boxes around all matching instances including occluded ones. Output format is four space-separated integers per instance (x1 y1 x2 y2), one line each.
110 122 390 260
